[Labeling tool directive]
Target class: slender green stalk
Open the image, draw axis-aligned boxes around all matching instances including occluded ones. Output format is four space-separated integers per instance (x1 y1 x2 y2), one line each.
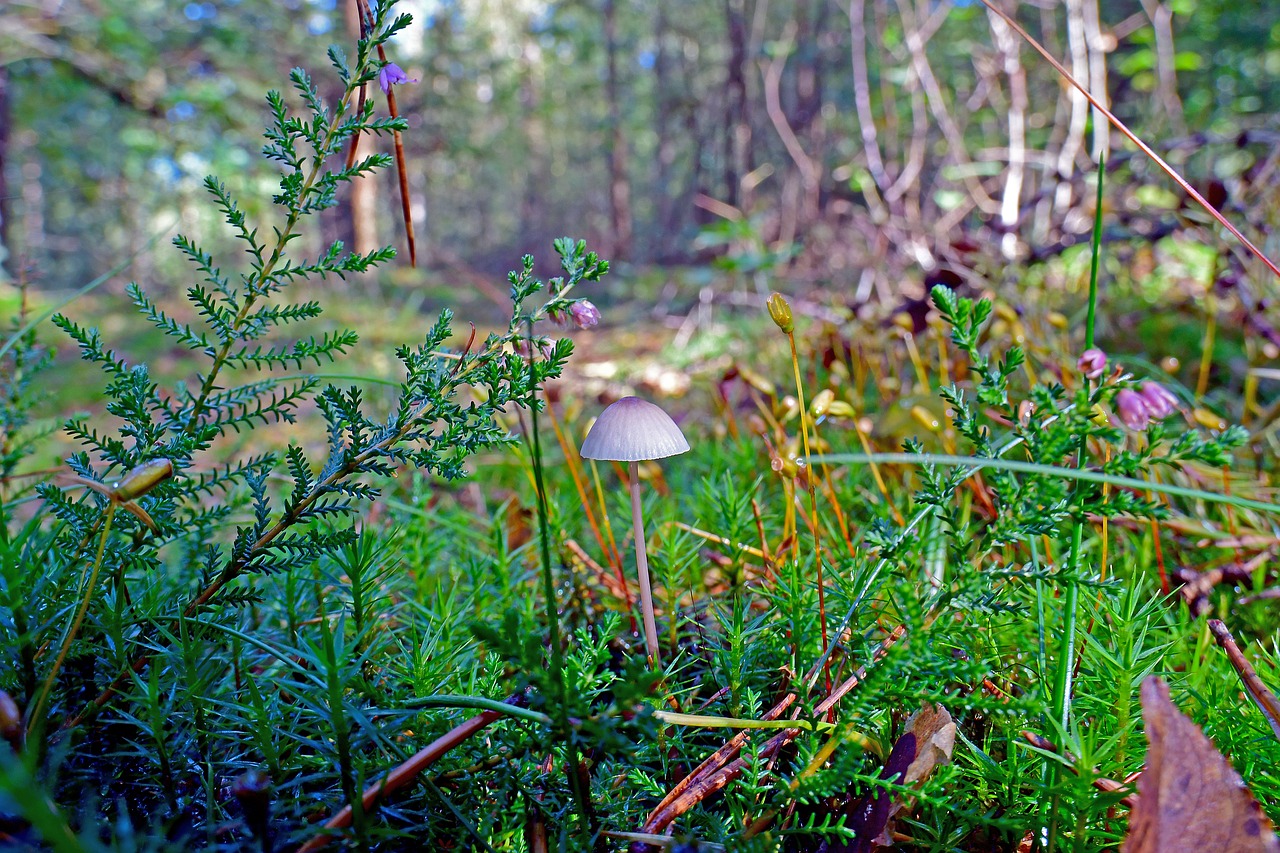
1048 161 1106 851
1084 157 1105 350
816 453 1280 516
654 710 835 733
404 695 553 726
526 325 597 847
30 501 118 734
787 330 831 699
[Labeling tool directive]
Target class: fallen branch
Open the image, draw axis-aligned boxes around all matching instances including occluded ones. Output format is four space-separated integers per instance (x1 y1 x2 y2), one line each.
1208 619 1280 742
296 702 515 852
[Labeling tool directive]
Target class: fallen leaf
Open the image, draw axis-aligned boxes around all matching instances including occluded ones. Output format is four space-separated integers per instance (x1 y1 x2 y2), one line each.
1123 676 1279 853
813 703 956 853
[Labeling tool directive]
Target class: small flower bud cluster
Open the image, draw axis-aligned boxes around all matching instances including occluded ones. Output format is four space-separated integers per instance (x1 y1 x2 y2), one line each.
548 299 601 330
1076 347 1181 431
569 300 601 329
1116 382 1181 431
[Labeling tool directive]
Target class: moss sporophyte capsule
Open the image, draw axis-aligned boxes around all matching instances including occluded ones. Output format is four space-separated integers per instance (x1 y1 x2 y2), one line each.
767 292 794 334
111 459 175 502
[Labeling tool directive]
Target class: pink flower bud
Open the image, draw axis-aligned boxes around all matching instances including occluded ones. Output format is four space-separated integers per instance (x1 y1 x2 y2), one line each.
569 300 601 329
1115 389 1151 431
1139 381 1179 420
1077 348 1107 380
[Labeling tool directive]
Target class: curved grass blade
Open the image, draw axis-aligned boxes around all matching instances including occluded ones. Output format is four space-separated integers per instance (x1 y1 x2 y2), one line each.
816 452 1280 516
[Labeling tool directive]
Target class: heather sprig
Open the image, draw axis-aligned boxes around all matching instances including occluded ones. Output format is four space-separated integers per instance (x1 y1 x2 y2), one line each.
20 0 608 748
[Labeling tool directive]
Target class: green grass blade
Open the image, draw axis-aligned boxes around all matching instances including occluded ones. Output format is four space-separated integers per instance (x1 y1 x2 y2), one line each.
816 452 1280 516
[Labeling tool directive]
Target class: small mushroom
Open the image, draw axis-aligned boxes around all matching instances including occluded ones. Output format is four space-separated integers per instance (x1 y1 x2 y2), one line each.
580 396 689 667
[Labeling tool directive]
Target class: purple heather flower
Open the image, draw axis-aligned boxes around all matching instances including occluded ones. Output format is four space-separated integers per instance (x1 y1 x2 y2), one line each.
378 62 417 95
1078 348 1107 380
569 300 601 329
1139 381 1179 420
1115 389 1151 431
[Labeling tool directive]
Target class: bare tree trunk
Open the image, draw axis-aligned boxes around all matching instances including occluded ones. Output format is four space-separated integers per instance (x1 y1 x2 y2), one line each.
1083 0 1110 159
1053 0 1090 217
0 67 11 278
848 0 890 199
1140 0 1186 133
603 0 633 259
344 1 378 257
723 0 752 207
652 0 675 259
761 32 819 232
987 0 1027 260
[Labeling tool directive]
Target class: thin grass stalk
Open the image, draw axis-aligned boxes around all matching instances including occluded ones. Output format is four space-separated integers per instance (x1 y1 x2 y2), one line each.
1046 157 1106 851
525 327 596 846
1196 298 1216 399
816 452 1280 517
29 502 117 739
786 330 831 700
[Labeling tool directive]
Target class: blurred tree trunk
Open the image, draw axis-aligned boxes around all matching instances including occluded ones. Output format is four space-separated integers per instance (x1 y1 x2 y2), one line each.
651 0 675 259
603 0 633 259
344 0 378 259
0 67 10 275
722 0 752 208
788 0 824 141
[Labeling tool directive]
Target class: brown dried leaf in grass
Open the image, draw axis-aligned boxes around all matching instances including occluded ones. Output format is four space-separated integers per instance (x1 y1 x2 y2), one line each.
812 703 955 853
1122 677 1279 853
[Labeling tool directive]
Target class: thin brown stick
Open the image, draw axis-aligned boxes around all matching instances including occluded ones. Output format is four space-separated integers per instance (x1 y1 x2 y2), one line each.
565 538 628 600
374 43 416 267
1208 619 1280 742
296 707 503 852
641 625 905 835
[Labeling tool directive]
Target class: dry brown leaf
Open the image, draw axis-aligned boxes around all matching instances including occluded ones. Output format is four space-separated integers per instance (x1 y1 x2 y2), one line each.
820 702 956 853
902 703 956 786
1123 676 1280 853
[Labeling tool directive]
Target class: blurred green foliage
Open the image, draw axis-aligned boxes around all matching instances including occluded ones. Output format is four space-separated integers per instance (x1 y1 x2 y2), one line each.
3 0 1279 290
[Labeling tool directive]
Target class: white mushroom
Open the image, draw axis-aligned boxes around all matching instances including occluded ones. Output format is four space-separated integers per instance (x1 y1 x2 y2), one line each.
580 396 689 667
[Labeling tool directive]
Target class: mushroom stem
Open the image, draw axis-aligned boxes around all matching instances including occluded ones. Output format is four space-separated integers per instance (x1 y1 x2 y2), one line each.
629 461 661 667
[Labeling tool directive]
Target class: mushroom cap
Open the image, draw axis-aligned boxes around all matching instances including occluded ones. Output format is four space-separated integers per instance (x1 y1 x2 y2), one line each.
580 396 690 462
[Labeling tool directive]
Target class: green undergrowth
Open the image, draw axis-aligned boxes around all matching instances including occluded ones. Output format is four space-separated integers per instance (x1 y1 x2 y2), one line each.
3 2 1280 851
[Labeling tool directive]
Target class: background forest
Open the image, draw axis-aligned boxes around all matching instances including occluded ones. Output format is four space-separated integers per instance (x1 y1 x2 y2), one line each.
5 0 1279 293
4 1 1280 851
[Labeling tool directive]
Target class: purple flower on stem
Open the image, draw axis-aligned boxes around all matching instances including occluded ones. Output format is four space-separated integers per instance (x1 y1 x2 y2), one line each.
378 62 417 95
1139 381 1179 420
1078 348 1107 380
569 300 601 329
1115 389 1151 431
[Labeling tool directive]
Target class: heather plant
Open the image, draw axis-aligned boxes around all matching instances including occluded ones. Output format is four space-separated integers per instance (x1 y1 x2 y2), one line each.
4 3 1280 851
0 2 612 845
